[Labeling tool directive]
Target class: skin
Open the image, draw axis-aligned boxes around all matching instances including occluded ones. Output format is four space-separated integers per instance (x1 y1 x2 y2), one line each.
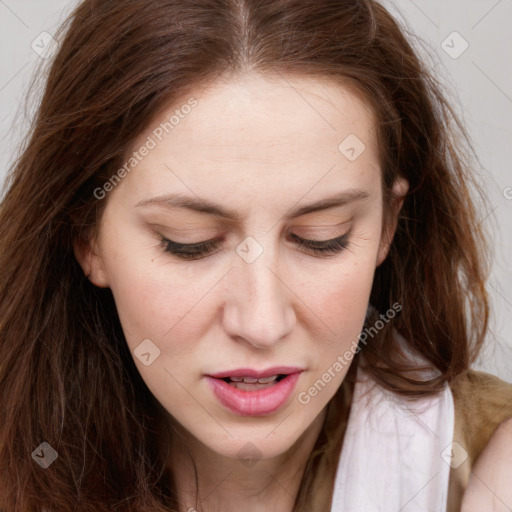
74 71 408 512
461 418 512 511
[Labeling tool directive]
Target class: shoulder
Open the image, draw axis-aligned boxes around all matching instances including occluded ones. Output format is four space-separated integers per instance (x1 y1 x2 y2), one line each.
450 369 512 445
461 417 512 511
447 369 512 511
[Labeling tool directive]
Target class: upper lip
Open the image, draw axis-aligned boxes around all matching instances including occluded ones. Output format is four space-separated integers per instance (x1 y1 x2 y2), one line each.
206 366 304 379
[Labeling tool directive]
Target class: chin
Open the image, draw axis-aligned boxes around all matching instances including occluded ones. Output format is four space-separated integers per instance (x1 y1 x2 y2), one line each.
211 435 298 463
191 414 315 463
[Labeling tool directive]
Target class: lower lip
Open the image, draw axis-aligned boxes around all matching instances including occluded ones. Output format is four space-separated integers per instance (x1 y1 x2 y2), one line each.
205 373 301 416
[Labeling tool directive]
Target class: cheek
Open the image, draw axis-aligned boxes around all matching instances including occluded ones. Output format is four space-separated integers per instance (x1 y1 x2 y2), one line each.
293 260 377 415
103 240 226 368
307 240 379 334
106 262 202 348
324 261 374 316
317 271 374 365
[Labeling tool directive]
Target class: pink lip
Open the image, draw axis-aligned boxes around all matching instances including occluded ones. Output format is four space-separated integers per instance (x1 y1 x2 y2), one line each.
205 367 303 416
207 366 303 379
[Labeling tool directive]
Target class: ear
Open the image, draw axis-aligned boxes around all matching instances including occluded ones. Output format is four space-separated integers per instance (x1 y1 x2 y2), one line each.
376 176 409 267
73 229 110 288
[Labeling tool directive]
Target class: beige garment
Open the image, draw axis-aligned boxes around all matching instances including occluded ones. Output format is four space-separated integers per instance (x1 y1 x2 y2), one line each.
446 369 512 511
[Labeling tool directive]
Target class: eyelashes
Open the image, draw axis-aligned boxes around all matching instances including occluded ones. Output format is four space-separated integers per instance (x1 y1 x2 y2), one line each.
160 237 221 260
159 231 351 261
289 232 350 256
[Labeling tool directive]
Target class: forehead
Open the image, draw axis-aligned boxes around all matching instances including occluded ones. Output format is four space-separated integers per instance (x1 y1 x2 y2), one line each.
164 72 375 154
120 72 381 205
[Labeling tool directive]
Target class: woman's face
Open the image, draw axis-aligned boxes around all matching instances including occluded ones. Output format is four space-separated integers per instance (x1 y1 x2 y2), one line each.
76 72 407 460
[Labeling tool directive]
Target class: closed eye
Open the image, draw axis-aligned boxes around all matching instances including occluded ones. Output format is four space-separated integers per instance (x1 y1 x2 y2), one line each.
159 231 351 260
288 232 350 256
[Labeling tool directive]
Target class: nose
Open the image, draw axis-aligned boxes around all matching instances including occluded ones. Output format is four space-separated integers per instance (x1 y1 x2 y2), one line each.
222 244 296 350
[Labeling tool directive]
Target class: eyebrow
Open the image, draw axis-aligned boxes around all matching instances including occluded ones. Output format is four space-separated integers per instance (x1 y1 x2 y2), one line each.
135 189 370 221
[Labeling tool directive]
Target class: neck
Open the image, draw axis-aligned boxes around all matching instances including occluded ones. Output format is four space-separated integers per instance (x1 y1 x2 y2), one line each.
162 408 327 512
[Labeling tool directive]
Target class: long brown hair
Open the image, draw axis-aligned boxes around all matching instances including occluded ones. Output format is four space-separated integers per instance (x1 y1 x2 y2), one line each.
0 0 491 510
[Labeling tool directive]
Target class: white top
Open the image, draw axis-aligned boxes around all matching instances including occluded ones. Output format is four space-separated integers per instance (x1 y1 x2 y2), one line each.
330 330 455 512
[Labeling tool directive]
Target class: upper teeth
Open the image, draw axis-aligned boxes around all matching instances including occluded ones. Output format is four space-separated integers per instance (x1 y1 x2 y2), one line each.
230 375 279 383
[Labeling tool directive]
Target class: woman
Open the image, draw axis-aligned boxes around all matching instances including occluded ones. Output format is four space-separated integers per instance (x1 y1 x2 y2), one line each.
0 1 510 511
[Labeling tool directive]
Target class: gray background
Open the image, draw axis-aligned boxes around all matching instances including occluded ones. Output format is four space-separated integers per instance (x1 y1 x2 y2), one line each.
1 0 511 382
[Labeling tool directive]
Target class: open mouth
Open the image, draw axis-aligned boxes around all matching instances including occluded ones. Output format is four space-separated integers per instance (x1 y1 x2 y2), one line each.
220 374 287 391
205 370 303 416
